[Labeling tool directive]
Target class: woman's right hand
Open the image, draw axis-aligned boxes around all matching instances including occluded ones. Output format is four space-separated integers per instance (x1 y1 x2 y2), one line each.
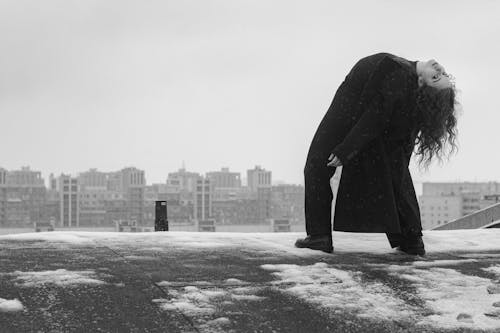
327 154 342 167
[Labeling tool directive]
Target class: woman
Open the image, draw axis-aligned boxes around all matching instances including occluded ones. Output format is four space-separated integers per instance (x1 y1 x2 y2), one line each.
295 52 458 255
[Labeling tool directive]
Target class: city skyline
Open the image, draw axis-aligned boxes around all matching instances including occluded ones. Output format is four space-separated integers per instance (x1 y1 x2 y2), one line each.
0 164 290 186
5 164 499 186
1 1 499 186
2 163 499 230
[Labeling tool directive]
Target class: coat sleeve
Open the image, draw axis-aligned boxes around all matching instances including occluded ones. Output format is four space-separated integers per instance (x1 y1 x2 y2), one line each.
331 63 408 165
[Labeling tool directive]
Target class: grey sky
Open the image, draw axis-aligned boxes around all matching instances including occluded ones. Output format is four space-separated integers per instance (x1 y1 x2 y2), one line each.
1 0 499 185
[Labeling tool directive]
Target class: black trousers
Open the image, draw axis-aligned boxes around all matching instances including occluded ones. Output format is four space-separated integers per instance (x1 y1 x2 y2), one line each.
304 155 338 236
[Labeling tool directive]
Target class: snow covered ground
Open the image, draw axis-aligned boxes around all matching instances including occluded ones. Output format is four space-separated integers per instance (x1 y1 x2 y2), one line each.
1 229 500 331
1 228 500 254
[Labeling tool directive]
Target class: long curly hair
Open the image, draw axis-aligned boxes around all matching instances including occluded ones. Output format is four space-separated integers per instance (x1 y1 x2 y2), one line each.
412 82 460 171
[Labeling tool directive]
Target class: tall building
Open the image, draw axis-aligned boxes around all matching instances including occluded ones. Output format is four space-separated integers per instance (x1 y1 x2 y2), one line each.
246 166 272 222
206 167 241 188
247 166 272 192
194 176 213 221
79 168 107 190
167 168 201 193
167 168 201 208
0 167 46 227
58 174 79 227
77 169 107 226
207 167 244 202
120 167 146 224
6 166 45 187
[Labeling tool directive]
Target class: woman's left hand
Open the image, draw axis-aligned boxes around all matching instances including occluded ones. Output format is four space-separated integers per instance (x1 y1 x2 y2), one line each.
327 154 342 167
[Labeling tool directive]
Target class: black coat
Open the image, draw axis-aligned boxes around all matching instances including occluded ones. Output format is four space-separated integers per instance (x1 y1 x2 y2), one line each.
308 52 422 234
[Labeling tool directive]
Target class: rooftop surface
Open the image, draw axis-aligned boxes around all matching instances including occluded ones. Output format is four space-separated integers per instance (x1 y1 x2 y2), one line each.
1 230 500 332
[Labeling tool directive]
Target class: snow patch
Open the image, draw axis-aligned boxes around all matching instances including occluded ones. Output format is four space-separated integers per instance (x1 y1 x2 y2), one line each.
123 255 158 261
382 265 500 330
224 278 247 285
8 269 107 287
0 298 24 312
483 265 500 276
154 280 265 316
199 317 232 331
157 280 212 287
261 262 415 321
154 286 225 315
410 259 478 267
232 294 266 301
263 262 500 330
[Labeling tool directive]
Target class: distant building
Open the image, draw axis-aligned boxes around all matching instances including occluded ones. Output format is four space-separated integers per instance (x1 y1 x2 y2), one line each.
422 182 500 197
45 189 60 225
106 172 122 192
419 195 462 230
79 168 107 190
77 169 108 226
58 174 79 227
212 187 252 201
212 199 260 225
206 167 245 202
419 181 500 229
482 194 500 207
247 166 272 192
78 189 109 227
5 166 45 187
167 168 200 193
206 167 241 188
0 167 46 227
194 176 213 221
257 187 272 222
120 167 146 224
271 184 305 224
102 192 127 225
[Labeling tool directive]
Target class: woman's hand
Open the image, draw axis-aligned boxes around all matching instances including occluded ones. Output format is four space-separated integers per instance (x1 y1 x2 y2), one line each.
327 153 342 167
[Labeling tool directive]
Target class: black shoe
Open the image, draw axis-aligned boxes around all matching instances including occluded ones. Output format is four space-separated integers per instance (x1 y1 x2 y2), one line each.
399 234 425 256
295 235 333 253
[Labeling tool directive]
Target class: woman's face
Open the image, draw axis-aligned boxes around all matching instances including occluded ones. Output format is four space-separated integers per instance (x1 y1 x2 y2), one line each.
419 59 452 90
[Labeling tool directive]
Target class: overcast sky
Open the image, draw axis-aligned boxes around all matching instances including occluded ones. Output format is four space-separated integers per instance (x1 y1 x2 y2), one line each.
1 0 499 186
